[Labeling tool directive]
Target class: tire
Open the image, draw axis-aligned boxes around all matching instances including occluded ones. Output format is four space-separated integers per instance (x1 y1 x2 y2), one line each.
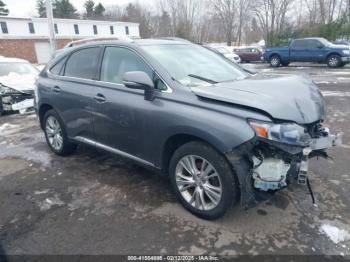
327 54 341 68
169 141 239 220
269 55 281 67
43 109 77 156
281 62 290 67
0 99 4 116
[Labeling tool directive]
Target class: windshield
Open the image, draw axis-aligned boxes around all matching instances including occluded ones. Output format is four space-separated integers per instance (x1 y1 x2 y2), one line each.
0 62 39 77
318 38 331 47
141 44 248 87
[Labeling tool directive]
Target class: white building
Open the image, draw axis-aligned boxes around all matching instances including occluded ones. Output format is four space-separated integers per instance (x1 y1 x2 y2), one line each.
0 16 140 63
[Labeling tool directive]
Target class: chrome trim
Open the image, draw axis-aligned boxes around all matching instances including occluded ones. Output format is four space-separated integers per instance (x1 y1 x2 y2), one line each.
74 136 155 168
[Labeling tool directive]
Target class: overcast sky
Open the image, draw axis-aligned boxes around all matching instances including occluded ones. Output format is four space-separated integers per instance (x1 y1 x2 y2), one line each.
4 0 152 17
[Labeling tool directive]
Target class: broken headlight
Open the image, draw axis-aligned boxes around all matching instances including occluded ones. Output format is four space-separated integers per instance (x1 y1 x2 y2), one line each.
249 120 311 146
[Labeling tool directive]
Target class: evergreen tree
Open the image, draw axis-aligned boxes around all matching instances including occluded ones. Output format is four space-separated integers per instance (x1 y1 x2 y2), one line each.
53 0 78 19
0 0 9 16
36 0 46 18
94 3 105 18
84 0 94 19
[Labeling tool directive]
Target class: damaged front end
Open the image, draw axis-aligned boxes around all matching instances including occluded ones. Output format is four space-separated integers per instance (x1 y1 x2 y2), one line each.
0 83 34 115
226 120 342 210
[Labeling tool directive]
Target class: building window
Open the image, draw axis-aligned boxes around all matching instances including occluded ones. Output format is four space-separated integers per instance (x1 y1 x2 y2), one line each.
1 22 8 34
54 23 58 34
28 22 35 34
74 24 79 34
110 26 114 35
125 26 129 35
93 25 98 35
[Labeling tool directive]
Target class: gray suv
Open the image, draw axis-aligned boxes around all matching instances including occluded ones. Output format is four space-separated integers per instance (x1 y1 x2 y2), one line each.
35 39 341 219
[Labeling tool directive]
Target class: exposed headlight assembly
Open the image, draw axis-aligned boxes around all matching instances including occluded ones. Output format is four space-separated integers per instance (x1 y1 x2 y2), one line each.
248 120 311 146
343 49 350 55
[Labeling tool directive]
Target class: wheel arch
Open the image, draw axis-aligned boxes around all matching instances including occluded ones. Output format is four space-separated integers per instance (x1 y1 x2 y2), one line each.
159 130 240 174
326 52 341 61
38 103 53 129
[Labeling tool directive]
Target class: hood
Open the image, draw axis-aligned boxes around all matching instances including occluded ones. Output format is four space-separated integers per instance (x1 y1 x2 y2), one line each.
329 43 350 49
0 72 37 92
190 75 326 124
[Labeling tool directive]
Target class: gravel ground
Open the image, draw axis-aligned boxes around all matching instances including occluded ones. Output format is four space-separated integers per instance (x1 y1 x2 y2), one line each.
0 62 350 258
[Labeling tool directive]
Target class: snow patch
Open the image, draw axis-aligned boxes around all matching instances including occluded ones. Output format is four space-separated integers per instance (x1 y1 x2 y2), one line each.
322 91 350 97
39 196 64 211
320 224 350 244
0 123 20 134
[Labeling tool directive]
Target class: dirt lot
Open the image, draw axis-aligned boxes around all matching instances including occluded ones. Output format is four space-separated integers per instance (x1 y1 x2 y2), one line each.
0 63 350 257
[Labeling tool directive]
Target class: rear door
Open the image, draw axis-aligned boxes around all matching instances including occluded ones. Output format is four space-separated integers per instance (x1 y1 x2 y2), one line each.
49 46 102 140
290 40 309 62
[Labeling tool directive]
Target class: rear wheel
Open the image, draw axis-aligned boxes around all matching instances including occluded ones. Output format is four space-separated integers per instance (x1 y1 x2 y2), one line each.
169 141 238 220
327 54 341 68
43 109 77 156
269 55 281 67
0 98 4 116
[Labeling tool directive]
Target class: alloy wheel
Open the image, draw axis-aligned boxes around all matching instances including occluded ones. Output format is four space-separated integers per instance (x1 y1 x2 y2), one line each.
175 155 222 211
45 116 63 151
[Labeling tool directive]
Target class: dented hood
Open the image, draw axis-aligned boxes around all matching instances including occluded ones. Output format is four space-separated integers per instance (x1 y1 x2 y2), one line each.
0 73 36 92
191 75 326 124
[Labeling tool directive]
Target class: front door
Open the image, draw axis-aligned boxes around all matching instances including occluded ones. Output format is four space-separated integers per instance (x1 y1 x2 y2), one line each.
92 46 155 160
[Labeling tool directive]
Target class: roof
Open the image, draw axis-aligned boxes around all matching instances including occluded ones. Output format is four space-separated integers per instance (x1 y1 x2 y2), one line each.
0 56 29 63
0 16 139 26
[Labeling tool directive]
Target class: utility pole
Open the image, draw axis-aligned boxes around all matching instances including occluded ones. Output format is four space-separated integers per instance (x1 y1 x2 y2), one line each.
46 0 56 56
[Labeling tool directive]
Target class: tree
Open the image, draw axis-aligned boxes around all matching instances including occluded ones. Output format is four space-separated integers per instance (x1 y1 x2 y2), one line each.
53 0 78 19
0 0 9 16
213 0 237 45
36 0 46 18
84 0 95 18
94 2 105 18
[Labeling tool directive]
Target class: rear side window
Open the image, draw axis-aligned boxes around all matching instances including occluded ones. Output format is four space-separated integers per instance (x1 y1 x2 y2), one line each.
64 47 100 80
100 47 153 85
1 22 8 34
50 57 67 75
291 40 308 48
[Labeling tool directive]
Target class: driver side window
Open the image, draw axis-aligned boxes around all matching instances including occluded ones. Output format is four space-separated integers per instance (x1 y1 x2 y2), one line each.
101 47 162 88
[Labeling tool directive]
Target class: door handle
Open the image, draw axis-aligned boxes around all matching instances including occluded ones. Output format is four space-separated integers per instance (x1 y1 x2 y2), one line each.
53 86 61 93
94 93 106 103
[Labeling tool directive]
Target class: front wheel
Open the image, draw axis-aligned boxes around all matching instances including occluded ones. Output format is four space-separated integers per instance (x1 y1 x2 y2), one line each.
269 55 281 67
169 141 239 220
327 55 341 68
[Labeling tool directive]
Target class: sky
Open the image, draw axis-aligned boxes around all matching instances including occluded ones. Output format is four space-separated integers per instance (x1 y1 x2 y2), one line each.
3 0 153 17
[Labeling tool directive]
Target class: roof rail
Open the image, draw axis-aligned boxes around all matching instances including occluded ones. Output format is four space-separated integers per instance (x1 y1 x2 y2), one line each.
63 36 134 48
154 37 192 43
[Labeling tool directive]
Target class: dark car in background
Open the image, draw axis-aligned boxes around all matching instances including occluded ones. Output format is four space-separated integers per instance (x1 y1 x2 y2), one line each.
263 37 350 68
233 47 263 62
35 39 341 219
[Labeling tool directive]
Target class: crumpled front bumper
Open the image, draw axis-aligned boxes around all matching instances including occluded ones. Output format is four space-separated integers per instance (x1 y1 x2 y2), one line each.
225 129 342 210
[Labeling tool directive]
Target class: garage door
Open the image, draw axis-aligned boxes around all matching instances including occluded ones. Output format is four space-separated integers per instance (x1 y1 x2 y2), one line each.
35 42 51 64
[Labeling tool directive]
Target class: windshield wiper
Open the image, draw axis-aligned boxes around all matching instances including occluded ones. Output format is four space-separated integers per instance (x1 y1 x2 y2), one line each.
188 74 218 84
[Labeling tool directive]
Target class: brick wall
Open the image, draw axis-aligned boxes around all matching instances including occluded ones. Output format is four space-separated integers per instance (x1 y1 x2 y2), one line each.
0 38 78 63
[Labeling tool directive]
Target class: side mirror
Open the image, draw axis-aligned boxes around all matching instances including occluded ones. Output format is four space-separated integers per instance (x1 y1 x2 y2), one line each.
123 71 155 101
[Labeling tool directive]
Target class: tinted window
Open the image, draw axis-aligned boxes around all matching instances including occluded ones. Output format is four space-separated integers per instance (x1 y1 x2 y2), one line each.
64 48 100 79
54 23 58 34
50 58 67 75
110 26 114 35
125 26 129 35
291 40 308 48
74 24 79 34
1 22 8 34
28 22 35 34
308 40 322 49
93 25 97 35
101 47 153 85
